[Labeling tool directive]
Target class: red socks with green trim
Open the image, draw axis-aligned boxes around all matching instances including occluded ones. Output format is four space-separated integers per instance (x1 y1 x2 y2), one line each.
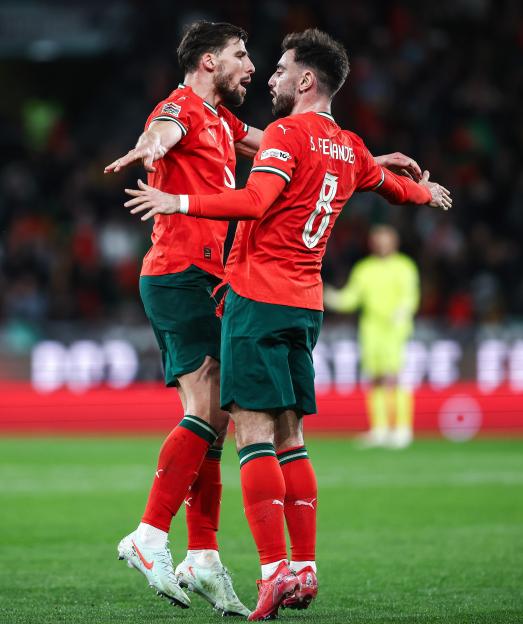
185 446 223 550
238 443 287 565
142 415 217 532
277 445 317 563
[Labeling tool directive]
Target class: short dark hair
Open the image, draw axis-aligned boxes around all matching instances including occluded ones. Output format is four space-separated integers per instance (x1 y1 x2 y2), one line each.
177 21 248 74
282 28 350 97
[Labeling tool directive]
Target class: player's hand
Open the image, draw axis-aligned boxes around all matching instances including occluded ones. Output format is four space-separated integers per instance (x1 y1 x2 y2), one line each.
375 152 422 181
125 179 180 220
419 170 452 210
104 132 167 174
323 285 342 311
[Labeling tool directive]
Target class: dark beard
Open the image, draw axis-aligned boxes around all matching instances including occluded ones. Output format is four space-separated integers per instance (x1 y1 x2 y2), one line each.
272 91 295 117
215 70 244 108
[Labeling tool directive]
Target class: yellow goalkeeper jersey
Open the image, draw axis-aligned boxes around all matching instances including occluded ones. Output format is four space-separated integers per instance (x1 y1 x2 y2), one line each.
334 252 419 336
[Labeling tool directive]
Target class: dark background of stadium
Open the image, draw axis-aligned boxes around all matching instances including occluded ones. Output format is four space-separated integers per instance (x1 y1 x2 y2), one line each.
0 0 521 331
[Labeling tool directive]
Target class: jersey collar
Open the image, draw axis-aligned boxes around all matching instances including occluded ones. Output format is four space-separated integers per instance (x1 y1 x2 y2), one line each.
316 111 335 122
178 83 219 117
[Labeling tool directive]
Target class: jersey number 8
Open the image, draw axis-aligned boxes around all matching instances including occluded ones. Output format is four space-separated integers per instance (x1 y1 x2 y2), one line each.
302 172 338 249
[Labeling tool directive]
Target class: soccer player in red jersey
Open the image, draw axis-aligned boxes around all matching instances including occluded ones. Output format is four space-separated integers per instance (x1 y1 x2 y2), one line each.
125 28 452 620
105 21 260 615
106 20 422 616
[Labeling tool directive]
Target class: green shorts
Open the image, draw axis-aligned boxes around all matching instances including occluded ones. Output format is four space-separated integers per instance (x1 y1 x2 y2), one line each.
220 289 323 415
139 266 222 386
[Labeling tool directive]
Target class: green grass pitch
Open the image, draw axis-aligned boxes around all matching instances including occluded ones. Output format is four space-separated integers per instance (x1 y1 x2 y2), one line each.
1 437 522 623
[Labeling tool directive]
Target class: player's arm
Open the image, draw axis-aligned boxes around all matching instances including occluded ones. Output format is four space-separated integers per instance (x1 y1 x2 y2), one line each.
234 126 264 159
324 270 362 313
125 172 285 221
126 118 299 219
378 169 451 209
374 152 422 181
104 120 183 174
356 137 451 209
363 165 451 209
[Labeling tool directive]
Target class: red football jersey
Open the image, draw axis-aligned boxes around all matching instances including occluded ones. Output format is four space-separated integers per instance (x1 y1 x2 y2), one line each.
140 84 248 277
223 111 389 309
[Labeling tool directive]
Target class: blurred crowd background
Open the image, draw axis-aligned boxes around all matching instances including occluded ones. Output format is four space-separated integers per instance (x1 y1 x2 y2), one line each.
0 0 522 340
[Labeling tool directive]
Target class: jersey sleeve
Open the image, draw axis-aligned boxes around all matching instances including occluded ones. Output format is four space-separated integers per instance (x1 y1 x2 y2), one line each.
187 171 285 220
353 137 386 191
353 134 431 204
146 95 192 138
219 107 249 142
250 119 302 184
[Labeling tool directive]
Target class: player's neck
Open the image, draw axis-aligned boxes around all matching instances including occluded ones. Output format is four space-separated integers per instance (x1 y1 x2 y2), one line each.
183 73 222 109
291 92 332 116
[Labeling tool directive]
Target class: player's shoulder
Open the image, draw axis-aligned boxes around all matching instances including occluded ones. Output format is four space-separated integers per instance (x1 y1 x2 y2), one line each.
217 104 238 121
155 85 199 114
353 255 374 273
395 253 418 270
341 129 367 150
266 115 307 137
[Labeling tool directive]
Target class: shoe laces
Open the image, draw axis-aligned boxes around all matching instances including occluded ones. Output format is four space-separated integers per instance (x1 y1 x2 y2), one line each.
156 544 178 584
216 566 241 603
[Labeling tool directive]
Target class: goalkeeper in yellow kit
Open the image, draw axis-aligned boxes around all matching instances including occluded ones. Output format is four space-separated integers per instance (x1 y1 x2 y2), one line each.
324 225 419 448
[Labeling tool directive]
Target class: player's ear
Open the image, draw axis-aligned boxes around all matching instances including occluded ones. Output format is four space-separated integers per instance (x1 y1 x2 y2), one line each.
201 52 216 72
299 70 314 93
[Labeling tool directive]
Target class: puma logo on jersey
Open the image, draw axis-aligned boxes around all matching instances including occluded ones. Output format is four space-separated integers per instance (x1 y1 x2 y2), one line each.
277 124 290 134
272 499 284 506
295 498 316 508
184 496 193 507
155 469 164 478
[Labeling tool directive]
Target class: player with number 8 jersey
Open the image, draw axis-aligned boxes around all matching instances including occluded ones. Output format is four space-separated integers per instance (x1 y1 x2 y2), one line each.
222 110 402 310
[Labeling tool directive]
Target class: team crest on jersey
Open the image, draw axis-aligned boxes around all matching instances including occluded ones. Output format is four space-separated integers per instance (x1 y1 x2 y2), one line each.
260 148 291 162
161 102 181 117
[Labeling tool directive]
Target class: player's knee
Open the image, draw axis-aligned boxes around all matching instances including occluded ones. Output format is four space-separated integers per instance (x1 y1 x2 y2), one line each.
274 409 303 450
232 405 275 450
199 356 220 384
274 429 304 451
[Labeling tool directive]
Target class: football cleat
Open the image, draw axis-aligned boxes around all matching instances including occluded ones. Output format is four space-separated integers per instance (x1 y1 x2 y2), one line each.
282 565 318 610
117 532 190 608
386 427 413 449
175 557 250 617
355 428 389 449
248 561 299 621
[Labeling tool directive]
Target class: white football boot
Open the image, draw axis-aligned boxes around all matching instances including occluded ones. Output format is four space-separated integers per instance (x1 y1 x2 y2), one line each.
175 555 250 616
117 532 190 608
387 427 413 449
355 427 390 449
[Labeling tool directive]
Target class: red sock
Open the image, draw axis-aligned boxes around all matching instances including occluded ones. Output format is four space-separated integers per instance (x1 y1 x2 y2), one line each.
238 444 287 565
185 446 222 550
142 415 217 532
277 446 317 562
